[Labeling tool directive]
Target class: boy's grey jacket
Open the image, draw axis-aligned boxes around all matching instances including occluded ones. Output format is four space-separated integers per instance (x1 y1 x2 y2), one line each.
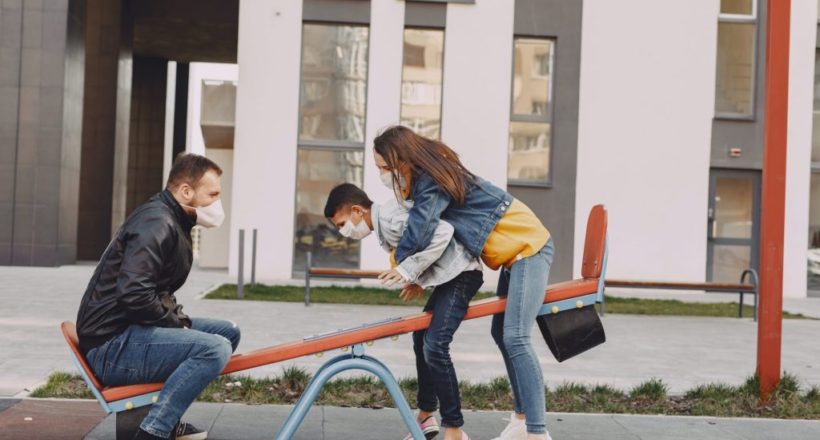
372 199 480 289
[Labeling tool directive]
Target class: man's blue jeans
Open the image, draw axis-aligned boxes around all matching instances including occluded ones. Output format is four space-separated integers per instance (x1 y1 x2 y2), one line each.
86 318 241 438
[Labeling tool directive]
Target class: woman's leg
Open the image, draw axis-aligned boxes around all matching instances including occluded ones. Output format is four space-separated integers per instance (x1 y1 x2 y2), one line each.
491 267 524 416
502 240 554 435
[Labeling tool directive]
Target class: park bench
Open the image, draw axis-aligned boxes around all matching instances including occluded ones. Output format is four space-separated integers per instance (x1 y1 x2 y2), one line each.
61 204 608 440
604 269 759 320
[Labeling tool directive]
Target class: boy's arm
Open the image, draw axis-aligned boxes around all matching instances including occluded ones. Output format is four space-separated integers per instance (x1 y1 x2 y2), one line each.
394 219 454 284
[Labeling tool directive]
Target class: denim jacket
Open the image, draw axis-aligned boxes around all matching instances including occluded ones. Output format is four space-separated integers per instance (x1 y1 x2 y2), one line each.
372 199 480 289
394 171 513 265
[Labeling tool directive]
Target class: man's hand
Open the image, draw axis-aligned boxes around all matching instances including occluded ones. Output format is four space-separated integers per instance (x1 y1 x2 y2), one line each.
400 284 425 303
378 268 406 287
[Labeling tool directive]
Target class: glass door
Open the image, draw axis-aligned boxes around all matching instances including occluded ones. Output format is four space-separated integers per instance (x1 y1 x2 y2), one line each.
707 169 760 283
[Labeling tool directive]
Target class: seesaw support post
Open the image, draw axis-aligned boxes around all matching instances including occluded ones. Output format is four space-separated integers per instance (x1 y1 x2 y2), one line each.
275 343 424 440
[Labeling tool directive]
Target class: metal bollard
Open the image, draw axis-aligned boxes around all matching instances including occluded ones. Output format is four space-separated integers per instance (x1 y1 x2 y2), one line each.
238 229 245 299
251 229 258 286
304 251 312 307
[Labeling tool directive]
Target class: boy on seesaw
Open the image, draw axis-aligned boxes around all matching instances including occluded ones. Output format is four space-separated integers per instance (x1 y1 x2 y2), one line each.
325 183 481 440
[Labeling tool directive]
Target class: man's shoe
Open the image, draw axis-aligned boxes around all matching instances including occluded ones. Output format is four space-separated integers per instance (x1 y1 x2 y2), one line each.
175 422 208 440
132 428 165 440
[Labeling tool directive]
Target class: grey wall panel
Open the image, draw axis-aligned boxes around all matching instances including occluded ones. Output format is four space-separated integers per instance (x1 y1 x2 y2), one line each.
303 0 371 25
405 1 446 28
509 0 584 283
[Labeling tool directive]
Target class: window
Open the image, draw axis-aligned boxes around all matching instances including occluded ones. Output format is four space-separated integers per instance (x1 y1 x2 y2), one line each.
400 28 444 140
808 49 820 293
294 23 369 274
508 38 554 185
299 24 369 144
715 0 757 117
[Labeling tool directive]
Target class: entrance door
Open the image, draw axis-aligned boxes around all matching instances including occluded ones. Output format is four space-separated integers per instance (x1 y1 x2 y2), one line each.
707 169 760 283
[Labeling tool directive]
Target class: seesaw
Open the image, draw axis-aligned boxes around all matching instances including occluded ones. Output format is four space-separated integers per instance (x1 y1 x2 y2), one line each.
61 205 607 440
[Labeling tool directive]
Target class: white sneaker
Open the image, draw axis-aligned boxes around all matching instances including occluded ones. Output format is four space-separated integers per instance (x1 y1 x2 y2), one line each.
491 413 526 440
491 414 554 440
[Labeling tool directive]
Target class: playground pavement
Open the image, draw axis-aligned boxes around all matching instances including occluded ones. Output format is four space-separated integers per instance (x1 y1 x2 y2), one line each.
1 264 819 438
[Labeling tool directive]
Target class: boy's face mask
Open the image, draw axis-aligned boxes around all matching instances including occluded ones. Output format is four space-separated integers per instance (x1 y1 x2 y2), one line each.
339 208 371 240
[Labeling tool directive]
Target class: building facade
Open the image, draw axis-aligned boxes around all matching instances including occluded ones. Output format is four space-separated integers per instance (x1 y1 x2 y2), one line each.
1 0 818 298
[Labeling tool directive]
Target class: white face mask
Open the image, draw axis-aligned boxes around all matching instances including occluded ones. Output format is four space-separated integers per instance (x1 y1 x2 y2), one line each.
339 211 371 240
195 199 225 228
379 172 407 192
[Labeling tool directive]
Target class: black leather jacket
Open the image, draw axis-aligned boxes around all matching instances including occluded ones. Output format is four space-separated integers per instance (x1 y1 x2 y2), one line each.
76 190 196 355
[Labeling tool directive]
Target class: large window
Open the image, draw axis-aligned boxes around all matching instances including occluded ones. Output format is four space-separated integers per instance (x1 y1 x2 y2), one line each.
808 49 820 293
508 38 554 185
715 0 757 118
294 23 369 274
400 28 444 139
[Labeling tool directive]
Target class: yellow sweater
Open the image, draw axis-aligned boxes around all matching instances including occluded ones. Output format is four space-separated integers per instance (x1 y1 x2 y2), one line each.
481 199 550 270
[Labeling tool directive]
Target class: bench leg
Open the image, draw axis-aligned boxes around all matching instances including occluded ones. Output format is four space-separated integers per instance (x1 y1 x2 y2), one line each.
116 405 152 440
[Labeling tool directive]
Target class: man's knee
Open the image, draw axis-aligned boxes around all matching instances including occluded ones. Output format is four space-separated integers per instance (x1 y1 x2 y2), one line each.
226 321 241 352
198 334 233 368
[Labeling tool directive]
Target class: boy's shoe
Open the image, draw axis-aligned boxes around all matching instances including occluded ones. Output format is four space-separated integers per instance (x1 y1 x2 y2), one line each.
132 429 165 440
402 414 440 440
175 422 208 440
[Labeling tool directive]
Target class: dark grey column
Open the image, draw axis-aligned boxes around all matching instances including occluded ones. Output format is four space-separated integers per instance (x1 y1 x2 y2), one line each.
0 0 85 266
510 0 584 283
77 0 124 260
125 56 167 216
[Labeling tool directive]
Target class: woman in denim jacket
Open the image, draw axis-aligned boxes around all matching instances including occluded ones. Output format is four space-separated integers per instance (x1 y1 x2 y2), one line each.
375 126 555 440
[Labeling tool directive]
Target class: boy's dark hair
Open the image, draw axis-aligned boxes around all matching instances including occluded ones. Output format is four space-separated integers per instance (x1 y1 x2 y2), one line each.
324 183 373 218
166 153 223 190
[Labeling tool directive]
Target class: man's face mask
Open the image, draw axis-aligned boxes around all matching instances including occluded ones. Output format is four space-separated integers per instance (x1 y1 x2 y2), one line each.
195 199 225 229
339 208 371 240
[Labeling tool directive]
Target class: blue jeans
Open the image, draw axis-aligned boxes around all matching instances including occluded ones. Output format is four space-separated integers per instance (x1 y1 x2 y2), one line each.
86 318 241 438
491 239 554 434
413 270 483 428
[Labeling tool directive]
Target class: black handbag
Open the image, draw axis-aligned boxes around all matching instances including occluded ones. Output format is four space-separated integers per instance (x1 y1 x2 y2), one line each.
536 305 606 362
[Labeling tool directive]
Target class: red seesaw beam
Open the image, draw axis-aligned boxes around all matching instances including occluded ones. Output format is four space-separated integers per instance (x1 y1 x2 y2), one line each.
100 278 598 402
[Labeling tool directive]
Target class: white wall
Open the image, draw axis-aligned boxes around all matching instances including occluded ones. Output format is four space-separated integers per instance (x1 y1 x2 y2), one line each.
440 0 516 289
186 63 239 155
199 149 234 268
783 0 817 298
574 0 718 281
360 0 405 272
230 0 303 280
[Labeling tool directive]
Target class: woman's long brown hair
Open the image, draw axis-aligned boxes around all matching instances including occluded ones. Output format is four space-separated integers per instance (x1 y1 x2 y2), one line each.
373 126 475 205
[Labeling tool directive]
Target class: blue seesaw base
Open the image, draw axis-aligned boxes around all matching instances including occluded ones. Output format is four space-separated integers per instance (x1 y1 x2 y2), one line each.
275 343 426 440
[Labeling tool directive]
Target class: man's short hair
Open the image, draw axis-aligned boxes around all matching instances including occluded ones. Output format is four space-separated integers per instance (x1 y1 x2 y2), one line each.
324 183 373 218
166 153 223 191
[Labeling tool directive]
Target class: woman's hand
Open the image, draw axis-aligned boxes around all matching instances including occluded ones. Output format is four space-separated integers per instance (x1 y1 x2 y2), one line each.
378 268 406 287
400 284 425 303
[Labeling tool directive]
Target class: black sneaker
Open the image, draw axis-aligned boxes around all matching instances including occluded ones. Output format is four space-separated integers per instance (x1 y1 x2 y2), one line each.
175 422 208 440
132 428 165 440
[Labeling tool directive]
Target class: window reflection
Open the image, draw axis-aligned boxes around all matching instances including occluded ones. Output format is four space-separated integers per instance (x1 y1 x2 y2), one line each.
299 24 369 143
400 28 444 140
293 149 364 273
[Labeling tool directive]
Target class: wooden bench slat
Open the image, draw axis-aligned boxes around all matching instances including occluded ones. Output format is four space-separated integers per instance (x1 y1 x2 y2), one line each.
605 279 755 292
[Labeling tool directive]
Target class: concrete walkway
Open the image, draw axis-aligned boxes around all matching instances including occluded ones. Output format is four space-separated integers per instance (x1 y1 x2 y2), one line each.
1 265 819 398
1 398 818 440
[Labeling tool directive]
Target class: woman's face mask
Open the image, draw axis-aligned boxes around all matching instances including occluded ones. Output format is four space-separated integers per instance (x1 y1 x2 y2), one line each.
379 172 407 192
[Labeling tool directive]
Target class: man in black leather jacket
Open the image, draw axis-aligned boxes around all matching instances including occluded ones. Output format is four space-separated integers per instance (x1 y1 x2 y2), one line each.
76 154 240 440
